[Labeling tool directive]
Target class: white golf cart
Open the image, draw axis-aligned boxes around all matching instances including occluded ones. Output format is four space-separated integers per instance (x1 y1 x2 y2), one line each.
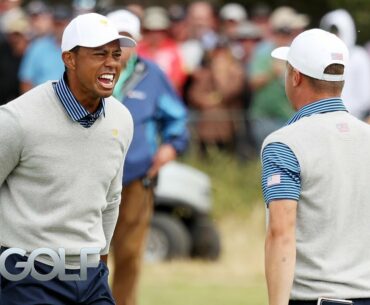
145 161 221 262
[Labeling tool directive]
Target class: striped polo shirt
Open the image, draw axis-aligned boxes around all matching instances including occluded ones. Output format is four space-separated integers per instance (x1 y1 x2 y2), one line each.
53 74 105 128
261 98 347 205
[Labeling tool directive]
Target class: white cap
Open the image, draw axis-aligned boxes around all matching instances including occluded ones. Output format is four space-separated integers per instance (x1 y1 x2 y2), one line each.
220 3 247 22
61 13 136 52
142 6 170 30
1 9 29 34
106 9 141 41
271 28 349 81
270 6 309 32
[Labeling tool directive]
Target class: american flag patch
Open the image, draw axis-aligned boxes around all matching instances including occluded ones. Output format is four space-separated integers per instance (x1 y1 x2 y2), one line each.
336 122 349 132
331 53 343 60
267 174 281 187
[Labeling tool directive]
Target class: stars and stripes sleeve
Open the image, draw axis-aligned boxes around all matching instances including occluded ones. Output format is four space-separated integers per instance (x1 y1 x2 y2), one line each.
261 142 301 207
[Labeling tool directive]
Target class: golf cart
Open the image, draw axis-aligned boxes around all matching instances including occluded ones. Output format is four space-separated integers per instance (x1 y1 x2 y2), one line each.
144 161 221 262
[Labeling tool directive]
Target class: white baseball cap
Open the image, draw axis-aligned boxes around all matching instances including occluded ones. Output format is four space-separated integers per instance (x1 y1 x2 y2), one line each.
106 9 141 41
142 6 170 31
270 6 309 32
220 3 247 22
61 13 136 52
271 28 349 81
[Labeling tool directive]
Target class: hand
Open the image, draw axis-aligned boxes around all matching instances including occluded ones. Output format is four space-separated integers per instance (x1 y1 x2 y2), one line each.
147 144 177 178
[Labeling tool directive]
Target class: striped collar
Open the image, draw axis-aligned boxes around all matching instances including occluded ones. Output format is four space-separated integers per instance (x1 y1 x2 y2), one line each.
53 74 105 126
287 98 347 125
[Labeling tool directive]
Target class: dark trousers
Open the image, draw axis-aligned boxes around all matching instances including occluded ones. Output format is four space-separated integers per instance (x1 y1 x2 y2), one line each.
0 249 115 305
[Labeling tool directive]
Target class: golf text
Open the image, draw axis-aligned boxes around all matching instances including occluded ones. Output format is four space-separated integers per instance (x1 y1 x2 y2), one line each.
0 247 101 281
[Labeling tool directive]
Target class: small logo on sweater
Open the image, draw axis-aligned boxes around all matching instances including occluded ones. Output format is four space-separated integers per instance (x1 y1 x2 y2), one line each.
267 174 281 187
112 129 119 137
336 123 349 133
99 18 108 26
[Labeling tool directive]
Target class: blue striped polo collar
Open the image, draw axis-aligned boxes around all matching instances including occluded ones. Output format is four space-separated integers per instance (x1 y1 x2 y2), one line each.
287 98 347 125
53 74 105 122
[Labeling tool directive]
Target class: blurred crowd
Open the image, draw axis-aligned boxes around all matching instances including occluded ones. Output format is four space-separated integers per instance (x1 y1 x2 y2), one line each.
2 0 370 160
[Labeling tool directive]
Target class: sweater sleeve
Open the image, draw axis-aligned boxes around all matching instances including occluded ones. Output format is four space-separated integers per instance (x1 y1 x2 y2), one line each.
101 111 134 255
100 195 120 255
0 106 23 187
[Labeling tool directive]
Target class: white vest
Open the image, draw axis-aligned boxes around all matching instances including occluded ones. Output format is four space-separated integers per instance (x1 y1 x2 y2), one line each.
263 111 370 300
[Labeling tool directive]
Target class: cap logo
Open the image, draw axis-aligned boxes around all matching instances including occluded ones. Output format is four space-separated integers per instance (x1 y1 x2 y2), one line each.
331 53 343 60
99 19 108 25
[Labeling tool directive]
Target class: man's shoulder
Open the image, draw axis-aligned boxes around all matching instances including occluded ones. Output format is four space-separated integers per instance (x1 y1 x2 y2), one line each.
7 82 54 107
105 96 133 118
0 82 54 122
105 96 134 142
262 119 309 149
263 111 370 147
106 95 127 108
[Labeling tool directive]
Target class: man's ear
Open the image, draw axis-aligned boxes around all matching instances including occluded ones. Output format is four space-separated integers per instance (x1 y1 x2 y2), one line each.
292 69 302 87
62 51 76 70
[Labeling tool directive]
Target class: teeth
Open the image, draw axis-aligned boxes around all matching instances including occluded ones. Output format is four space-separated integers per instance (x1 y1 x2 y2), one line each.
100 74 114 81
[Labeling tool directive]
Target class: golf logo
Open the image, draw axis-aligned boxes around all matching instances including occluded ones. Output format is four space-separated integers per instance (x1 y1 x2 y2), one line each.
0 247 101 281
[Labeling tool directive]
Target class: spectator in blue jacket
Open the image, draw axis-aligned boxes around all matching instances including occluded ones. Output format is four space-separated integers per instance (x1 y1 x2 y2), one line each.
18 3 72 93
107 9 189 305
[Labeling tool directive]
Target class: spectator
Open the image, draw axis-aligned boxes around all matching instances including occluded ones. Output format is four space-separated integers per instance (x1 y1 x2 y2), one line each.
125 3 144 21
320 9 370 120
250 2 271 39
168 3 188 44
18 4 73 92
219 3 247 40
0 0 24 33
107 9 189 305
186 0 219 48
0 9 29 104
181 1 219 73
234 20 263 70
186 39 246 157
232 20 264 159
248 6 309 150
137 6 187 95
26 0 53 39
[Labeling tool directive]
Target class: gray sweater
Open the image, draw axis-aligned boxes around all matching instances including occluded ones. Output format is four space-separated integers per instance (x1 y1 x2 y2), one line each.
0 82 133 268
263 111 370 300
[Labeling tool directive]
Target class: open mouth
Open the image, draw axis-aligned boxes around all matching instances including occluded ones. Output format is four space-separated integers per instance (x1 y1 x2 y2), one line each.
97 73 115 89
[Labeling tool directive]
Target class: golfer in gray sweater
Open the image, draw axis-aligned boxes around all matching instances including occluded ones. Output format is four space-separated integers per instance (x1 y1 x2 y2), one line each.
0 13 135 304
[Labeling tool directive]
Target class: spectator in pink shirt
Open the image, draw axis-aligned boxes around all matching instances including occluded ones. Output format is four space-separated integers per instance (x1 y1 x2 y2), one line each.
137 6 187 95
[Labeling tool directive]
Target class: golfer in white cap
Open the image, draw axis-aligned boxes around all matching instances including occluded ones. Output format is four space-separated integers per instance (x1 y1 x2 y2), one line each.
0 13 135 304
262 28 370 305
